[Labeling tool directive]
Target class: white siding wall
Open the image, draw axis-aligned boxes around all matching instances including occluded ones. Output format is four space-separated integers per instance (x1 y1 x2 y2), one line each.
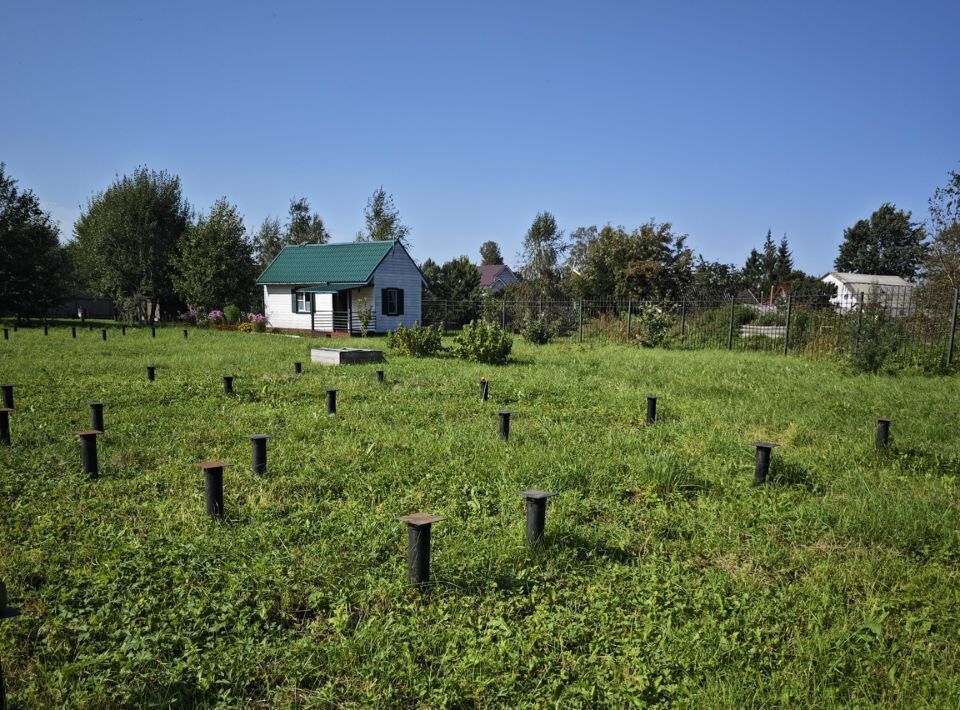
350 286 376 332
264 285 313 329
372 244 424 331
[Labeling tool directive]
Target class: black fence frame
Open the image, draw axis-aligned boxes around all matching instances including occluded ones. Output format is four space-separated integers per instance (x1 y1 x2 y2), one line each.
422 286 960 369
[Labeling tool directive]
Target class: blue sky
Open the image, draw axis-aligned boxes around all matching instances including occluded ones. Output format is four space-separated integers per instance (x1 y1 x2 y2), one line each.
2 0 958 274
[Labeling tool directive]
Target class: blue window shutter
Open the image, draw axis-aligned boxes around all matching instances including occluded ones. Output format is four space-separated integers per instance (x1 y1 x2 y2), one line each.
291 290 297 313
381 289 388 315
397 289 404 315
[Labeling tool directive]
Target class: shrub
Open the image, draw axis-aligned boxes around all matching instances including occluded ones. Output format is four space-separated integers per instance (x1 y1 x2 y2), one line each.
223 304 241 324
754 311 782 326
237 322 255 332
585 311 627 341
388 322 443 357
356 298 373 337
633 304 674 348
248 313 268 333
179 308 198 325
521 312 555 345
453 319 512 364
849 308 903 373
207 309 225 325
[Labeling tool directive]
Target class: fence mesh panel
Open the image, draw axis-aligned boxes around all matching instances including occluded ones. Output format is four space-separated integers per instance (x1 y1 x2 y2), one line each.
421 286 959 369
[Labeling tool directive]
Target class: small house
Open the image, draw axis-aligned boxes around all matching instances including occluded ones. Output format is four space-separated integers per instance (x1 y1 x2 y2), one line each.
477 264 519 293
257 240 427 334
821 272 914 316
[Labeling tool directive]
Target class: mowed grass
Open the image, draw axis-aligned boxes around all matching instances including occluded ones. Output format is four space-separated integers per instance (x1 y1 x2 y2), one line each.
1 325 959 707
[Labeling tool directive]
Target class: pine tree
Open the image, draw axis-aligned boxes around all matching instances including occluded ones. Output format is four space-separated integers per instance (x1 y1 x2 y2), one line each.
760 229 778 297
742 248 764 296
775 234 794 285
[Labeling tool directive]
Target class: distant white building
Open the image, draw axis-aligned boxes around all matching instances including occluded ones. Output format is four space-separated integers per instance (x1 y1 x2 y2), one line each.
821 272 914 316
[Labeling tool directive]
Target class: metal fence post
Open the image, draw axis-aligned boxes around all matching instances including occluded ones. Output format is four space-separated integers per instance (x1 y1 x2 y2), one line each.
727 297 735 350
854 292 864 353
783 295 793 355
578 300 584 343
501 299 506 330
442 300 448 335
680 299 686 341
626 299 633 341
947 288 959 367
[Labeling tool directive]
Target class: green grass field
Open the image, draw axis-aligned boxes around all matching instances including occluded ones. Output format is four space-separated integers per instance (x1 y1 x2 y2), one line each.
1 325 959 707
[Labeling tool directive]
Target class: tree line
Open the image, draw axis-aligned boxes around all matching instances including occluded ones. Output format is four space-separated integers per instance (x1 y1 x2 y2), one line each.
0 164 410 320
425 179 954 307
2 162 958 320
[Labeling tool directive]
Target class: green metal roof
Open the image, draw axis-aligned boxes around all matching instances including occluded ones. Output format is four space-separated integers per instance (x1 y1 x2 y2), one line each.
256 240 396 285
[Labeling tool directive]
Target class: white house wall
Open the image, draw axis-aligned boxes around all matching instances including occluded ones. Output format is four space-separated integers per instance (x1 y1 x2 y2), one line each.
264 285 312 329
350 286 375 332
372 244 423 331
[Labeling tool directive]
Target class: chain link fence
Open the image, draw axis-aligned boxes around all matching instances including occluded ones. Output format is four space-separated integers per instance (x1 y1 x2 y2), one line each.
422 286 960 371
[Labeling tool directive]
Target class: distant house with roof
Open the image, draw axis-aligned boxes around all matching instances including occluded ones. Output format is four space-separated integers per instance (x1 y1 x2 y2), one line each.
256 240 426 334
477 264 519 293
821 272 915 316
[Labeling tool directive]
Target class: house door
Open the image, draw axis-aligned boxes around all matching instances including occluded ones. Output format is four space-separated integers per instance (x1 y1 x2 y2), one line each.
332 290 351 332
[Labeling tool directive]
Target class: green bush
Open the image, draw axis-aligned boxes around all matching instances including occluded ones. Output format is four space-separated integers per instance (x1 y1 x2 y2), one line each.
387 322 443 357
356 298 373 337
849 309 903 373
633 304 674 348
754 311 782 326
452 319 513 364
223 304 241 324
521 312 555 345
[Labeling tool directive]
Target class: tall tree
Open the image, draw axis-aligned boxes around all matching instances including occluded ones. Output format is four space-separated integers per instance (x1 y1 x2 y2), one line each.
420 258 442 295
775 234 794 286
922 168 960 303
742 248 764 295
690 257 744 298
423 256 482 325
436 256 481 301
171 197 258 312
359 186 410 246
72 167 189 321
479 240 504 265
0 163 69 317
743 231 796 300
751 229 779 299
285 197 329 245
253 216 283 270
834 203 927 279
567 221 692 300
517 211 566 299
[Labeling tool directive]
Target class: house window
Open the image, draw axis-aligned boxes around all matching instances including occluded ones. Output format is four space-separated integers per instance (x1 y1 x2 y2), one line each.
297 291 312 313
382 288 404 316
